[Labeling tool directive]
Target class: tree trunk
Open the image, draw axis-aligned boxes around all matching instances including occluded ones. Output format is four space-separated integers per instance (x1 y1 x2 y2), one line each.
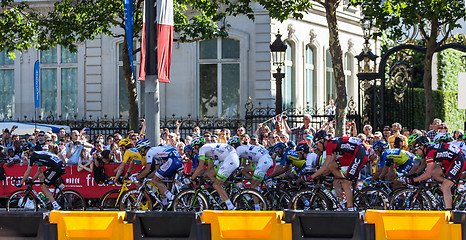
324 0 347 136
122 37 139 131
423 19 439 129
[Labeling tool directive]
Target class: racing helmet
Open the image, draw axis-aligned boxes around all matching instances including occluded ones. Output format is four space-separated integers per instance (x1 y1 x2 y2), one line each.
227 136 241 146
407 133 420 146
296 143 310 154
135 139 151 150
433 132 451 144
271 142 287 153
191 137 205 147
412 136 429 149
118 138 132 147
313 130 328 143
372 139 389 152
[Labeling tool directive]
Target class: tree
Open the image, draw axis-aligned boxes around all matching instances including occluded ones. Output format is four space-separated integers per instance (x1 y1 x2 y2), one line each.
352 0 465 129
0 0 312 131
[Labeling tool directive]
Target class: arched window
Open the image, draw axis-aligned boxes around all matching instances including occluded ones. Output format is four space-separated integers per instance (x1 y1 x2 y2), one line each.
326 49 336 102
284 42 294 108
305 46 315 108
40 46 78 119
0 50 14 119
199 38 240 118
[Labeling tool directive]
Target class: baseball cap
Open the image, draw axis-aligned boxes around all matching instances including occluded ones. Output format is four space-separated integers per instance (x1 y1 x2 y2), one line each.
305 134 313 140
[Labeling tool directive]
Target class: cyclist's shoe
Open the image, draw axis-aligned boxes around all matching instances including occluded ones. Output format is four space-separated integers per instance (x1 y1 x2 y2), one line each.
53 206 62 210
107 179 114 185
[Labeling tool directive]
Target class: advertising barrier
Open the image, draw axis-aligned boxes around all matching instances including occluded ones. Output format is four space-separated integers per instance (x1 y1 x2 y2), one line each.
0 212 57 240
0 164 143 198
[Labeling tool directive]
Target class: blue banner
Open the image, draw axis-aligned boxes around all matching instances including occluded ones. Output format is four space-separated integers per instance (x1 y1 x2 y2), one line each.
124 0 135 79
34 60 40 109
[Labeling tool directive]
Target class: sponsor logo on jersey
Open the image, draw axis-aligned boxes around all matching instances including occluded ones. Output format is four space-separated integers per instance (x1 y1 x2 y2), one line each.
450 160 462 176
341 143 355 151
436 151 454 159
348 158 361 175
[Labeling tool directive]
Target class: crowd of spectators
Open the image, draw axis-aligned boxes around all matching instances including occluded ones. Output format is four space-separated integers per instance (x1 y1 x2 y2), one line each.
0 116 461 179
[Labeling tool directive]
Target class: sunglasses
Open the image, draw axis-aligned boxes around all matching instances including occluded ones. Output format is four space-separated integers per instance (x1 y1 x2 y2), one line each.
46 139 52 142
439 127 448 129
38 134 44 137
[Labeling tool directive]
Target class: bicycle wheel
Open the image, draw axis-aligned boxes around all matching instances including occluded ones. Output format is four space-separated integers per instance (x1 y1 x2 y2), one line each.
208 189 228 210
389 188 432 210
57 190 86 211
99 189 123 210
119 189 153 211
354 187 389 210
454 191 466 210
7 190 38 212
288 188 329 210
263 188 291 210
172 189 208 212
232 189 268 210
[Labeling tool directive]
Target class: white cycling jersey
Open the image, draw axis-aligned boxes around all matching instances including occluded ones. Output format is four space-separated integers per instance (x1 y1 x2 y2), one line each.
199 143 236 163
235 145 269 162
305 151 326 171
146 146 180 165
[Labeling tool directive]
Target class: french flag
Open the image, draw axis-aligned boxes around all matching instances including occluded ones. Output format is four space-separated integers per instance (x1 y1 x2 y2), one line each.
138 0 174 83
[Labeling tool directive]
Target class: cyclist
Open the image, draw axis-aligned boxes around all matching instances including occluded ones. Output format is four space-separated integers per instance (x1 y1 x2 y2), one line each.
268 142 307 181
228 137 273 191
16 145 66 210
114 139 146 183
310 130 368 211
183 145 199 175
372 140 418 183
190 137 240 211
135 139 183 207
405 136 466 210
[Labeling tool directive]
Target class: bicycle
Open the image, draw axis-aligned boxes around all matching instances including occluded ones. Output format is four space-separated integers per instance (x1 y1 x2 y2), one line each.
261 177 292 210
99 177 135 210
288 176 389 211
7 177 86 211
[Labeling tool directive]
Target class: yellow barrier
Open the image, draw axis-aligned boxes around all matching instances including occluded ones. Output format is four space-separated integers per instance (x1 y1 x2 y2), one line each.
49 211 133 240
364 210 461 240
201 210 291 240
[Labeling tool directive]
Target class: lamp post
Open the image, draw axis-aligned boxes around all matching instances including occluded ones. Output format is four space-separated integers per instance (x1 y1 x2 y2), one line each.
270 31 287 114
355 17 378 74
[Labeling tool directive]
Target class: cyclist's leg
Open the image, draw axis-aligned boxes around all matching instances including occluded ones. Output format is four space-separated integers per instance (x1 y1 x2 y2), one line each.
214 153 240 210
251 156 273 190
42 168 63 209
344 146 368 210
443 155 466 209
153 157 182 202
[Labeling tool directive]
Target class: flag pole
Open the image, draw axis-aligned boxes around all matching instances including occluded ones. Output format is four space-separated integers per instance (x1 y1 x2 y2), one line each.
144 0 160 146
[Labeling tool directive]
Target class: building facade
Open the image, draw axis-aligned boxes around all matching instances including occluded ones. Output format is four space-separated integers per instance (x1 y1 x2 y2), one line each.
0 3 371 121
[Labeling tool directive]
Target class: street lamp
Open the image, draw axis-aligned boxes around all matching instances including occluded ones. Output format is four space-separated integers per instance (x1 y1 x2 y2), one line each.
355 17 378 73
270 31 287 114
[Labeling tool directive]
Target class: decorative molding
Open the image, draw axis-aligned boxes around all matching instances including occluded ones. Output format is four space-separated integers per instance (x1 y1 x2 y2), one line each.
287 24 296 39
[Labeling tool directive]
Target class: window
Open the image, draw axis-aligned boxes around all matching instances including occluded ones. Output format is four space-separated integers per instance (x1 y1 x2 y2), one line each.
40 46 78 119
344 53 353 96
199 38 240 118
117 42 141 119
326 49 336 102
284 42 294 108
0 50 14 119
304 46 315 108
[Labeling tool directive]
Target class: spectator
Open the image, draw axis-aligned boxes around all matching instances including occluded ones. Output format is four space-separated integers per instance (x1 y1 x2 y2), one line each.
241 134 250 145
167 132 178 147
106 135 114 150
283 114 316 143
266 132 277 149
2 129 13 148
12 140 21 156
219 129 229 143
427 118 442 141
325 99 336 115
27 135 35 146
109 142 122 163
204 131 212 143
236 126 246 138
438 123 449 134
402 129 410 138
33 128 40 139
192 126 201 136
387 122 408 150
382 126 392 140
65 130 93 165
6 147 20 167
363 125 374 139
128 133 139 147
211 135 219 143
113 132 123 146
373 131 383 142
34 131 47 151
58 128 67 141
184 135 192 145
93 148 112 185
250 134 259 145
78 144 94 173
19 137 26 147
454 129 464 141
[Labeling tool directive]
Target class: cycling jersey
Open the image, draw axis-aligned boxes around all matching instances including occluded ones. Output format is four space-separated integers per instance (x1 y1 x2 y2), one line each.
236 145 269 162
236 145 272 181
146 146 181 166
326 136 368 180
425 143 466 182
379 148 416 174
29 151 65 186
198 143 236 163
305 152 326 171
29 151 64 168
449 141 466 154
123 148 146 165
